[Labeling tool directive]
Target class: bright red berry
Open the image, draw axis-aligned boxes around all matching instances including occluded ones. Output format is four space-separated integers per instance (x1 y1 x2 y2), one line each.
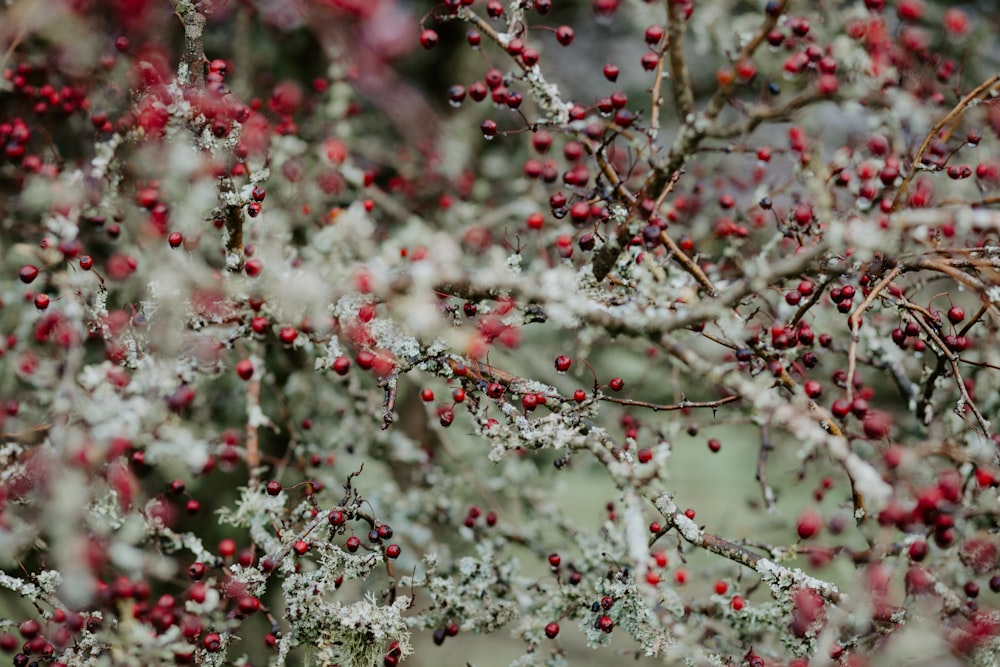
236 359 254 380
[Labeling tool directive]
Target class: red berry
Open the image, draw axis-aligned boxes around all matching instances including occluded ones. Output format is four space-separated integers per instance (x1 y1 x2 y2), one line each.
236 359 254 380
555 26 574 46
797 510 821 539
730 595 745 611
244 258 263 277
554 355 572 372
18 265 38 283
421 388 435 402
637 448 652 464
603 64 619 81
218 538 236 557
420 29 439 50
333 356 351 375
735 59 756 80
385 544 401 559
167 232 183 248
897 0 924 21
202 633 222 652
544 622 559 639
597 615 614 633
265 480 282 496
707 438 721 453
356 350 375 369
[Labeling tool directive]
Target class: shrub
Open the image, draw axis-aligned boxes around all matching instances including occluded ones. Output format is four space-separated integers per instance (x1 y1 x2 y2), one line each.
1 1 1000 665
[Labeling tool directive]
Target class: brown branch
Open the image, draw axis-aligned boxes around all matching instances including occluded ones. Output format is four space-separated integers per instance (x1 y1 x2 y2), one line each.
652 496 843 605
665 0 693 121
891 74 1000 212
600 394 739 412
661 230 718 296
705 89 826 140
175 3 206 87
378 373 399 430
900 298 992 438
649 46 668 138
846 265 902 403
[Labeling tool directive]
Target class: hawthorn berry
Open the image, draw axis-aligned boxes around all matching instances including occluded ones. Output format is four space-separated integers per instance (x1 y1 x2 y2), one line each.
554 355 572 372
332 356 351 375
18 265 38 284
544 622 559 639
356 350 375 369
218 538 236 558
236 359 254 380
555 26 574 46
202 633 222 652
797 510 821 539
244 258 263 277
707 438 721 453
596 615 614 633
265 480 282 496
420 29 439 50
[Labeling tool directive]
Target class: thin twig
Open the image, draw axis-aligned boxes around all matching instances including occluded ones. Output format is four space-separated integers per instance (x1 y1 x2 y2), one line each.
600 394 739 412
660 230 718 296
756 424 776 512
379 373 399 430
648 46 668 138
